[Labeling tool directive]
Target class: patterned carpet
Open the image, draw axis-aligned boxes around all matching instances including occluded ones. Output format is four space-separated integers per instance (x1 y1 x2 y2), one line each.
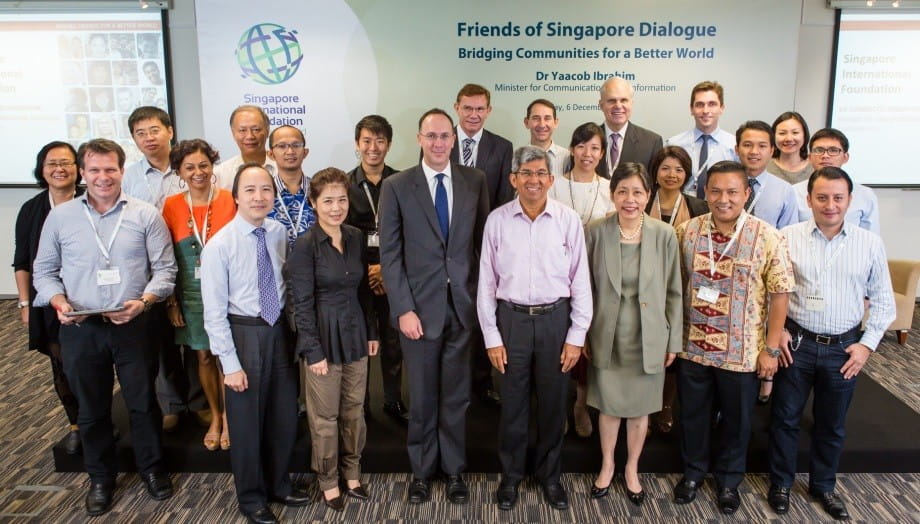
0 299 918 523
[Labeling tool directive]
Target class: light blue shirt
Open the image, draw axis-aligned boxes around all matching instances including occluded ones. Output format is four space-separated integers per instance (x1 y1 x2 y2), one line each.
782 220 895 349
123 156 182 210
793 180 880 235
666 127 737 197
33 192 176 309
200 214 287 374
748 172 799 229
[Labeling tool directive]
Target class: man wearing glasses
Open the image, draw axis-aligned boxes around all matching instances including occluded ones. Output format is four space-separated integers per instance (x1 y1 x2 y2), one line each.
215 105 277 190
477 146 591 511
792 128 880 234
266 125 315 248
379 108 489 505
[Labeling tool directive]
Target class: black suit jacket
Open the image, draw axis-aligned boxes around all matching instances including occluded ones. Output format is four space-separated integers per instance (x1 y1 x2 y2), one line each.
595 121 663 179
378 163 489 338
449 128 513 210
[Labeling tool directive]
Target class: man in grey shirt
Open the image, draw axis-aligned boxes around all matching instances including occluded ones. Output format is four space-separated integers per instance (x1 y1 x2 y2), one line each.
33 139 177 517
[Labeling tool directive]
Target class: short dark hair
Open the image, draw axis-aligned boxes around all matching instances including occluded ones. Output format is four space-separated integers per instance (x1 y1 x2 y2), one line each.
610 162 650 194
229 105 270 129
771 111 810 160
569 122 607 151
526 98 557 119
78 138 125 169
735 120 774 148
231 162 274 200
706 160 748 187
128 105 171 134
649 146 691 189
455 83 491 106
268 125 306 148
308 167 350 203
810 127 850 153
33 141 80 188
417 108 454 131
808 166 853 195
354 114 393 142
169 139 220 172
690 80 724 106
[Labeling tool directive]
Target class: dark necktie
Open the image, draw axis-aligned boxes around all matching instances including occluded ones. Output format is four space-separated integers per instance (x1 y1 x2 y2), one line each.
608 132 621 175
254 227 281 325
462 138 475 167
699 134 711 171
434 173 449 243
745 177 759 215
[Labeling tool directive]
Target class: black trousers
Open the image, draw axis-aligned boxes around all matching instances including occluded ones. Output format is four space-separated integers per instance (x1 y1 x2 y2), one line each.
226 315 298 512
677 358 758 489
372 293 403 404
401 301 471 479
60 313 163 485
152 302 205 415
47 343 79 425
496 300 570 485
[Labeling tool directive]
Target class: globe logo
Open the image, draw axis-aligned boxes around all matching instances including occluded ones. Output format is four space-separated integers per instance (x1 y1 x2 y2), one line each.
236 23 303 85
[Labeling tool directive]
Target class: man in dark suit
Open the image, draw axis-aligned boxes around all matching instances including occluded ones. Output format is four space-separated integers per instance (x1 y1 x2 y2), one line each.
595 77 663 178
379 108 490 505
450 83 511 405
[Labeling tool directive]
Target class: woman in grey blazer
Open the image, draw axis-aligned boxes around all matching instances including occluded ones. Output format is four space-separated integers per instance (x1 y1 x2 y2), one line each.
584 163 683 505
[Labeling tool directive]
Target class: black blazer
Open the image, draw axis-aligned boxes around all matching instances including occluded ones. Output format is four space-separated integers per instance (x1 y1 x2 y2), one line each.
378 163 489 338
449 128 513 210
595 121 663 179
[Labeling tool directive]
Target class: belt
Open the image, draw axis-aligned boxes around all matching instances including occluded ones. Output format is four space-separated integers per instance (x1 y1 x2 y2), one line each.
499 298 568 316
229 311 285 327
785 318 861 345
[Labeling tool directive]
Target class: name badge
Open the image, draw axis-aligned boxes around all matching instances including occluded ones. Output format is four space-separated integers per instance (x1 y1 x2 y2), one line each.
697 285 720 304
97 268 121 286
194 266 201 280
367 232 380 248
805 294 826 312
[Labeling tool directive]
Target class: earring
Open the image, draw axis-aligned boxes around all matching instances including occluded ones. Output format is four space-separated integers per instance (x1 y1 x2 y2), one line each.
178 177 186 189
354 150 360 160
211 174 218 186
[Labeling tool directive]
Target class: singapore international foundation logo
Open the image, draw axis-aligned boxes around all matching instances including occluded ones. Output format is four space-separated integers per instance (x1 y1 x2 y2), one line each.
235 23 303 85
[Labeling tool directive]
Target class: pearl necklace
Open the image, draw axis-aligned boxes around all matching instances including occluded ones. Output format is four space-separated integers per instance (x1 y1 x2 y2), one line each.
618 213 644 240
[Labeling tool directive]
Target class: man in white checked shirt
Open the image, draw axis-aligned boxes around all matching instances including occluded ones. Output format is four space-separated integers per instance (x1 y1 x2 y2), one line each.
767 166 895 521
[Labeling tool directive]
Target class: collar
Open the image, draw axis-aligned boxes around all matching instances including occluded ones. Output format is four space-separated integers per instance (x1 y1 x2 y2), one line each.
604 121 629 140
456 126 484 143
422 161 452 181
808 218 852 240
231 213 266 236
511 196 555 220
705 211 748 235
352 164 395 187
693 127 721 142
139 155 169 177
80 191 129 216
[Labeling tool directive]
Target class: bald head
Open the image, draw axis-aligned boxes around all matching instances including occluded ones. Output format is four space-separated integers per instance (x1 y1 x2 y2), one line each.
599 77 634 131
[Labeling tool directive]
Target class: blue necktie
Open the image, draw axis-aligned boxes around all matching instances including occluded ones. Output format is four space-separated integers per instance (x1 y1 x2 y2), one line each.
254 227 281 325
434 173 449 243
699 134 711 171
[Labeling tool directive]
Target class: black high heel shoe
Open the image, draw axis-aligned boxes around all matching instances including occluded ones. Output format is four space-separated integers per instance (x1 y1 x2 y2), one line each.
757 377 774 405
590 483 610 499
624 485 646 506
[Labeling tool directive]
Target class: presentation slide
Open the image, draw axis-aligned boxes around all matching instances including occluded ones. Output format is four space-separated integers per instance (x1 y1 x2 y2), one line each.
0 11 169 185
195 0 802 174
831 11 920 187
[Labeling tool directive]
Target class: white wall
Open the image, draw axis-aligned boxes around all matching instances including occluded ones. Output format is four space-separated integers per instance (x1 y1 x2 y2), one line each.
2 0 919 297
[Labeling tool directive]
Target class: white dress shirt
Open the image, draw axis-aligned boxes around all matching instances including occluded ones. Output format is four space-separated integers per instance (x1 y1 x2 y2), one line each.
456 126 484 167
421 161 453 220
213 153 277 191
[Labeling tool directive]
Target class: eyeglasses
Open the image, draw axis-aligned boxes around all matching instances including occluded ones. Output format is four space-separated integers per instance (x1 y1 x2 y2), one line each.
45 160 76 169
419 132 453 142
133 127 163 140
516 170 551 179
271 142 305 151
810 146 844 157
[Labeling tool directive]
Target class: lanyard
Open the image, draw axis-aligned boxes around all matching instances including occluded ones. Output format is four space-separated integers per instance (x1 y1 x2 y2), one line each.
707 212 749 277
655 192 683 226
273 173 307 239
362 181 378 228
83 201 126 267
185 186 213 247
811 234 847 287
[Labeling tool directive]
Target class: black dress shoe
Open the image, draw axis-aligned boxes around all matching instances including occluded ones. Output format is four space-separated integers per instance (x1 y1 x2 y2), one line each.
495 481 518 510
64 429 82 455
382 401 410 424
810 490 850 520
673 477 700 504
84 481 114 516
478 388 502 407
625 486 645 506
542 482 569 510
768 485 791 514
270 486 311 506
445 474 469 504
717 486 741 514
407 478 430 504
240 505 279 524
323 494 345 512
344 484 369 500
140 472 173 500
589 483 610 499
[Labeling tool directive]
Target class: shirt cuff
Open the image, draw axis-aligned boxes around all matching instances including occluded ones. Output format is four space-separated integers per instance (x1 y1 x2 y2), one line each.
482 327 503 349
858 332 881 352
564 328 586 347
218 353 242 375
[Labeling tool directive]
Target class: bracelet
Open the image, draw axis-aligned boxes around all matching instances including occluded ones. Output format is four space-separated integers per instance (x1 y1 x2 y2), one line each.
17 300 29 309
139 297 152 311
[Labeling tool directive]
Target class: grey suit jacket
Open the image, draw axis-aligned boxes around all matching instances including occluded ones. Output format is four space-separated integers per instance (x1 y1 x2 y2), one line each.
450 128 513 210
378 163 490 339
595 121 663 179
585 214 683 374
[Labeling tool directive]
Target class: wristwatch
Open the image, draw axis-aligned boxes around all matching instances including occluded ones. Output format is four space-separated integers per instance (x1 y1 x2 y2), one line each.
17 300 29 309
139 297 152 312
765 346 782 358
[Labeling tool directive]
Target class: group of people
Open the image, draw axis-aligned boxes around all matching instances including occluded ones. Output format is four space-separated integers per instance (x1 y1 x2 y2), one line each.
13 78 894 523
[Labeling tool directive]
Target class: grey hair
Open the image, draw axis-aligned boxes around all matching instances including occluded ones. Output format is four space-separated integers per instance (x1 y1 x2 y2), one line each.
511 145 550 173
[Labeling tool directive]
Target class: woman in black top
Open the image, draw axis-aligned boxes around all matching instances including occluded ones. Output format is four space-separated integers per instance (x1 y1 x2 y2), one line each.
287 167 378 511
13 141 83 453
